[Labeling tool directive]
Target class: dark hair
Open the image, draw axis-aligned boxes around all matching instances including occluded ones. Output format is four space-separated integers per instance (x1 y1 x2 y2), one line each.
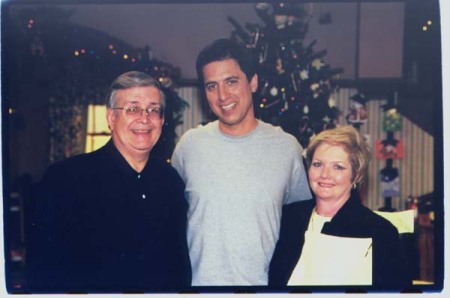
195 38 257 85
106 71 165 110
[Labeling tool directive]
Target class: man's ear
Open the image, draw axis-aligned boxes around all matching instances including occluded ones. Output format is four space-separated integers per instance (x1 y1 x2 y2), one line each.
106 108 115 131
250 74 258 93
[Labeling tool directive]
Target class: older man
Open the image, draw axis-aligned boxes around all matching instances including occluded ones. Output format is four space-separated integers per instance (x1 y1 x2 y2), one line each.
28 71 191 293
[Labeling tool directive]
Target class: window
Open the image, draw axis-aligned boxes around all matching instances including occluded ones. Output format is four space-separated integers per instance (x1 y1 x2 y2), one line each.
85 105 110 153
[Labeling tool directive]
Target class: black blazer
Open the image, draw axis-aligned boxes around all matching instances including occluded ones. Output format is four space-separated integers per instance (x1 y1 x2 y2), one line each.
269 190 410 290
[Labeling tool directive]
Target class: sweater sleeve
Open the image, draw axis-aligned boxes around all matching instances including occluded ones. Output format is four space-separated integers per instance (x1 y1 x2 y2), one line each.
284 140 312 205
171 134 186 181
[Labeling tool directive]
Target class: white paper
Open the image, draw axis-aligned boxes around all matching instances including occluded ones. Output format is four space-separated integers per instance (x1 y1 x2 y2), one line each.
287 231 372 286
374 210 415 233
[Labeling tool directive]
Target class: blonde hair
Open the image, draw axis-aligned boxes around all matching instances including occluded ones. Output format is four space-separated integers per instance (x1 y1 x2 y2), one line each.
305 125 372 188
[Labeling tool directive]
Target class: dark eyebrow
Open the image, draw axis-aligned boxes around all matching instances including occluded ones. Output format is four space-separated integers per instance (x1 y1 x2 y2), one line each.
225 75 240 81
204 75 239 85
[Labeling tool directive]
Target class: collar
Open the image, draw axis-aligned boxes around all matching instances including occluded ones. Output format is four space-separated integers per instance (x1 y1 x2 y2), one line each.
215 120 262 140
321 189 363 232
331 189 363 218
99 139 156 177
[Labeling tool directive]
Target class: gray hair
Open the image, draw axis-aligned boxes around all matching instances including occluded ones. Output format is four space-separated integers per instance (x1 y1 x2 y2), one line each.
106 71 166 110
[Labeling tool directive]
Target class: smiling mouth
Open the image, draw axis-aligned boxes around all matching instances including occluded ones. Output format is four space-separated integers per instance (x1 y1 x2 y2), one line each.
132 129 151 133
318 182 334 187
221 103 236 110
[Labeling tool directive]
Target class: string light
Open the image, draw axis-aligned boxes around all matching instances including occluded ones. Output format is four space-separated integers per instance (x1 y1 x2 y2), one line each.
27 19 34 29
70 43 142 64
422 20 432 32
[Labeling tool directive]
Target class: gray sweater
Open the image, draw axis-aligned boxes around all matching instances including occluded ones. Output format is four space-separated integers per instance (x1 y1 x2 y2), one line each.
172 120 311 286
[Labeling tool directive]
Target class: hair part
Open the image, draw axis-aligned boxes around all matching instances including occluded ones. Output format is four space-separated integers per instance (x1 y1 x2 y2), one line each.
305 125 372 188
106 71 166 113
195 38 257 85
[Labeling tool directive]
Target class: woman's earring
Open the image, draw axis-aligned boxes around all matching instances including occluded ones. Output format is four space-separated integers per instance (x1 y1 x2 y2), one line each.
352 183 357 189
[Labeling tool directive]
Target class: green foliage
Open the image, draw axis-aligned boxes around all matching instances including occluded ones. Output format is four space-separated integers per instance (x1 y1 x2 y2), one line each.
229 2 343 147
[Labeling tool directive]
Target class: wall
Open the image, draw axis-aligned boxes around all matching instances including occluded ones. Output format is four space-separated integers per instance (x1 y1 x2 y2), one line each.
335 89 434 211
58 1 405 80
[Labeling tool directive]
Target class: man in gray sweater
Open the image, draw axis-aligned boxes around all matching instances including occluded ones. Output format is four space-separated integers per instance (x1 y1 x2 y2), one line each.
171 38 311 286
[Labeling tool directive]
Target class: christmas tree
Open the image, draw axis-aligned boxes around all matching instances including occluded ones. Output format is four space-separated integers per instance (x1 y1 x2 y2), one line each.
229 2 343 147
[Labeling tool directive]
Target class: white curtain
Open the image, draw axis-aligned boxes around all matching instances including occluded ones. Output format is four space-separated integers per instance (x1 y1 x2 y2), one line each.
175 86 208 141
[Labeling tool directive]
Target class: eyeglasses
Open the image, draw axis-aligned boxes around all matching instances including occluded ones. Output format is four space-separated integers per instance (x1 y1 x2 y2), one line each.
111 106 164 119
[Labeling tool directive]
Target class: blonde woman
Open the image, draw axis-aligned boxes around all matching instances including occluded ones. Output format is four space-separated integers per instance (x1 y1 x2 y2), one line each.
269 125 410 289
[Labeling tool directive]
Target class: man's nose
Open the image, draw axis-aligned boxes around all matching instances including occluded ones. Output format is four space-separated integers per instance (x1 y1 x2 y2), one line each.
217 85 228 101
138 109 149 122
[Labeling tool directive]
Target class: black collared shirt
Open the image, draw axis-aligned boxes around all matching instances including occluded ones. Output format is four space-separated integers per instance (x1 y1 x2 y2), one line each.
28 140 191 293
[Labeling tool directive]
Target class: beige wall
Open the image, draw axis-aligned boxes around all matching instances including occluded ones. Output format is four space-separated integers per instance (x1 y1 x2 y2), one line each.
335 89 434 211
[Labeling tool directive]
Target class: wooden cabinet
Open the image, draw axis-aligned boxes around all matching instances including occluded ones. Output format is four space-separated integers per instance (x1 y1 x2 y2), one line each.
417 221 434 282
